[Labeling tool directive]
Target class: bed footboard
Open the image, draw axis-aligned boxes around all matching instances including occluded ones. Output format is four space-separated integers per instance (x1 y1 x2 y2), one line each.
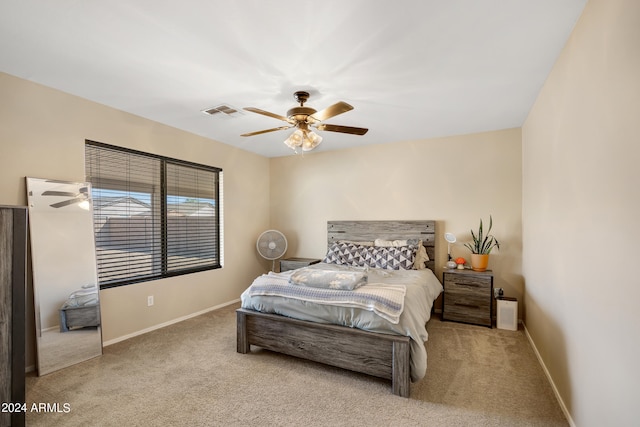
59 304 100 332
236 308 411 397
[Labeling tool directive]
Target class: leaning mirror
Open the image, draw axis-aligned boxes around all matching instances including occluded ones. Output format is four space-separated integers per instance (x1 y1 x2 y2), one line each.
26 177 102 375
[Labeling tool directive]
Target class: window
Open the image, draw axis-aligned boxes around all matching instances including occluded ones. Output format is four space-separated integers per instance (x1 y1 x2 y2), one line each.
85 141 222 289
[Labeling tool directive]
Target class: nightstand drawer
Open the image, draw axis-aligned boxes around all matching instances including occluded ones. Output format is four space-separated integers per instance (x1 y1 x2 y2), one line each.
444 281 491 299
443 303 492 327
443 291 490 310
444 273 492 290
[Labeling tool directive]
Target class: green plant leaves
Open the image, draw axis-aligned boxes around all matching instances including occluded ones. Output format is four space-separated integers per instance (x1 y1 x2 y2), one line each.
464 215 500 254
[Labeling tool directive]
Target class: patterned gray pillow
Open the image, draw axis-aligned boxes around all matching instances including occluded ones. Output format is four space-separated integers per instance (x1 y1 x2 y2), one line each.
323 242 367 265
323 242 416 270
323 242 342 264
360 245 416 270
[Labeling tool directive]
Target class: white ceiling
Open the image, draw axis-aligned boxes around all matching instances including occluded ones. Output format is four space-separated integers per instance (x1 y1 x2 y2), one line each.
0 0 586 158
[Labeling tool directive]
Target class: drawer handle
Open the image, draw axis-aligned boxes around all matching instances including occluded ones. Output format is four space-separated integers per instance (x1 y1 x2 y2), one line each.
448 281 481 287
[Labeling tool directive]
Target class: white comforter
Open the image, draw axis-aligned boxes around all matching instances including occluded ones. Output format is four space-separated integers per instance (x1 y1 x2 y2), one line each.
241 263 443 382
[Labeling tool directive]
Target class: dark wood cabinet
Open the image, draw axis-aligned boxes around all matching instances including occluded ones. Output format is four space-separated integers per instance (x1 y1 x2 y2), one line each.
0 206 27 427
442 269 493 328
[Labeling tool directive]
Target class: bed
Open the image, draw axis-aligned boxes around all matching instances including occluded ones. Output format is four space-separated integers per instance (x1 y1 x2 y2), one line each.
59 284 100 332
237 220 441 397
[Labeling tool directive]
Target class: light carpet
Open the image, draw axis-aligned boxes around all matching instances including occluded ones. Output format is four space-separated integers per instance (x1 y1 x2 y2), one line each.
26 303 567 426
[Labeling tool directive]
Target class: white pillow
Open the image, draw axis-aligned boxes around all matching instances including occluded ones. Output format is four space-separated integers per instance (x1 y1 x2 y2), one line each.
374 239 408 247
413 242 430 269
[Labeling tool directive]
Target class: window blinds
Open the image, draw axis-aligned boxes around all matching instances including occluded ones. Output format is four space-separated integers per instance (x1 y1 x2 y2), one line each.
85 141 220 288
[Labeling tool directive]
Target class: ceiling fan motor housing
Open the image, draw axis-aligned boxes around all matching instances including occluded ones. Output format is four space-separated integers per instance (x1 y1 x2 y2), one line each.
287 106 317 122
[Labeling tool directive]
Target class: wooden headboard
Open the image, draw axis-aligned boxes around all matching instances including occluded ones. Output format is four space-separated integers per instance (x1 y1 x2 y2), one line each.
327 220 436 272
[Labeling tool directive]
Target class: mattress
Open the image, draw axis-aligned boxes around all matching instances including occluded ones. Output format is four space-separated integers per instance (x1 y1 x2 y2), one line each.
241 263 443 382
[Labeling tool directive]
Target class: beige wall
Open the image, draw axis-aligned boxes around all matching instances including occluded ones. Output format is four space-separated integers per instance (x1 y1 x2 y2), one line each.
11 5 636 421
522 0 640 425
0 72 271 365
270 128 523 312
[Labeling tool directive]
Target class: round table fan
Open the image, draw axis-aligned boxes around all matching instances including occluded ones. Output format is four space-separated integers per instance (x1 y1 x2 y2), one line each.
256 230 288 271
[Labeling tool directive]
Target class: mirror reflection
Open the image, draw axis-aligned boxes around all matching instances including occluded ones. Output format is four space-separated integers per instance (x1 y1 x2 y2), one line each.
26 177 102 375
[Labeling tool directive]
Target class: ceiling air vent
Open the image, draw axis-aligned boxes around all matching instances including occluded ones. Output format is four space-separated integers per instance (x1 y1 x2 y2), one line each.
201 104 242 117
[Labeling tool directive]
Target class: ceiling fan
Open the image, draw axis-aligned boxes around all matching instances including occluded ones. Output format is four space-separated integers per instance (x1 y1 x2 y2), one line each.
42 186 90 208
241 91 368 152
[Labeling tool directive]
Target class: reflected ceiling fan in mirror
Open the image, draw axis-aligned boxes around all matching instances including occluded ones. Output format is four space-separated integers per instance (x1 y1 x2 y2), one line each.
241 91 368 153
41 184 90 209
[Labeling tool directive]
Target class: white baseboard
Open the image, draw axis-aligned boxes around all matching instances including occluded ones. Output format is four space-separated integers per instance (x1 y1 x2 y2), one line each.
522 322 575 427
102 298 240 347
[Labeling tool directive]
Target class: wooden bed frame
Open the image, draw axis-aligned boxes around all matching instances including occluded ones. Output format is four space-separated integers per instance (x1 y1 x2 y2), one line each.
59 304 100 332
237 220 436 397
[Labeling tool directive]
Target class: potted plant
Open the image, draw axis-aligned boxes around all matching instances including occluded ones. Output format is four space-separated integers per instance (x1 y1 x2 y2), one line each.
464 216 500 271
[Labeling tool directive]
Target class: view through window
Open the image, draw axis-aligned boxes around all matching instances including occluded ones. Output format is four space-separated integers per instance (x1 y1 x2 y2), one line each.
85 141 221 288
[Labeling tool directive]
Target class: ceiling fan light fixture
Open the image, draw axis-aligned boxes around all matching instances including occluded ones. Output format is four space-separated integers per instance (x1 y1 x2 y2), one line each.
284 129 304 151
284 128 323 152
302 130 322 151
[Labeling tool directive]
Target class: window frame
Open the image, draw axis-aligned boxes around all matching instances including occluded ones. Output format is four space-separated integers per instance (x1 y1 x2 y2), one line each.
85 140 222 290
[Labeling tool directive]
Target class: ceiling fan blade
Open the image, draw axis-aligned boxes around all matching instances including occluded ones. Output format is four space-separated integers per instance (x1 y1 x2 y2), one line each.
316 124 369 135
243 107 292 123
310 102 353 122
50 197 84 208
241 125 293 137
42 190 78 197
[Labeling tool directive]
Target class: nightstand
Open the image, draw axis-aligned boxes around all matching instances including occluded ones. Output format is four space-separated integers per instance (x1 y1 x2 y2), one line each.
279 257 321 272
442 269 493 327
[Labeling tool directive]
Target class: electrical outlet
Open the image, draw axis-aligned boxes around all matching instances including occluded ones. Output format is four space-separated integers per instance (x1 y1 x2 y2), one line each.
494 288 503 298
147 295 154 306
